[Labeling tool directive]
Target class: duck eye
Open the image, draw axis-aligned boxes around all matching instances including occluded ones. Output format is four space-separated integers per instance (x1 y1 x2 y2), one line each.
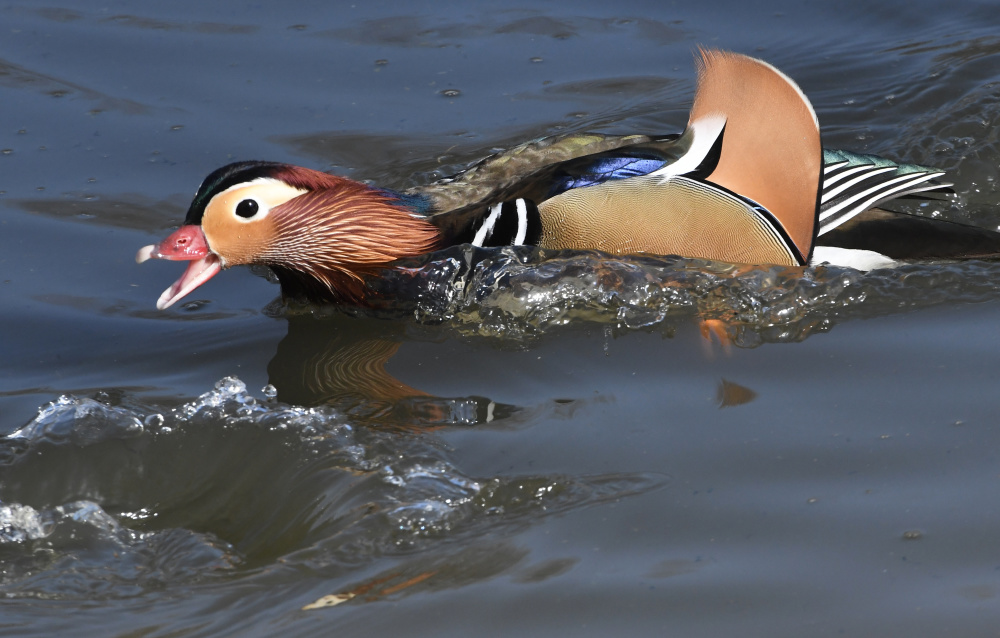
235 199 260 218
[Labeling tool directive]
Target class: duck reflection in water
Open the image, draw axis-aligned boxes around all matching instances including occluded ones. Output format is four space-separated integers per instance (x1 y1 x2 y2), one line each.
267 312 516 426
263 277 769 423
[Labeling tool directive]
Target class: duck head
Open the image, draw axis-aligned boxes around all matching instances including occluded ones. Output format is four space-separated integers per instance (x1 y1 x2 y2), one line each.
136 161 442 309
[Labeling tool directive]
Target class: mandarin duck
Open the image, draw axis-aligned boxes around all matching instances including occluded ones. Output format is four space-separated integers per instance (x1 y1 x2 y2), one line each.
137 49 999 309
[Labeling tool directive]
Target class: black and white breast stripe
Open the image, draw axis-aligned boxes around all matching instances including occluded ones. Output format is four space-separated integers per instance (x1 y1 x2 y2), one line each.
470 198 543 247
818 161 948 236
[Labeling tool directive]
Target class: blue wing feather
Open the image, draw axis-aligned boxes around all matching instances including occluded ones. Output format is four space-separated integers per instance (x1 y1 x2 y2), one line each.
377 189 435 215
548 156 668 197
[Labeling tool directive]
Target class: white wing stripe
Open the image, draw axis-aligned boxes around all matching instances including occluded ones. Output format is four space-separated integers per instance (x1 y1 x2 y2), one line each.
818 173 944 233
472 203 503 247
650 114 727 181
821 166 898 204
823 160 849 174
822 164 886 188
821 172 935 221
514 198 528 245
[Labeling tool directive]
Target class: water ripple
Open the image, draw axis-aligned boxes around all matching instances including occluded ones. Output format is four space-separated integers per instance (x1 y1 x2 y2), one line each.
0 377 667 600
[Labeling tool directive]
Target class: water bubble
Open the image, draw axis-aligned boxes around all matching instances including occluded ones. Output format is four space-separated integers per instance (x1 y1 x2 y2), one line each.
261 384 278 399
439 89 461 97
180 299 209 311
0 503 49 543
215 377 246 395
119 508 156 522
144 413 164 429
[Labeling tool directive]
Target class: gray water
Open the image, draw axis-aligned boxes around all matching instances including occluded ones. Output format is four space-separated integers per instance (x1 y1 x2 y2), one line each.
2 2 1000 636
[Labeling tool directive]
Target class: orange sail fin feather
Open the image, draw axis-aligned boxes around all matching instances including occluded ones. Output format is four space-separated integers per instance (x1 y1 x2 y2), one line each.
137 49 971 309
690 48 821 262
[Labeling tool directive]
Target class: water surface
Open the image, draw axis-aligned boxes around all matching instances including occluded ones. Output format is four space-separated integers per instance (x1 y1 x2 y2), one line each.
2 2 1000 636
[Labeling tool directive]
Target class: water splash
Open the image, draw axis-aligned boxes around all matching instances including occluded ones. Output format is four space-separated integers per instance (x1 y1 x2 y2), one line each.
0 497 240 601
364 246 1000 345
0 503 49 543
0 378 667 600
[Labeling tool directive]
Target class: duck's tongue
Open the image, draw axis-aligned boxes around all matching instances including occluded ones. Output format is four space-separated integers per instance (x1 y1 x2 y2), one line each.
136 225 222 310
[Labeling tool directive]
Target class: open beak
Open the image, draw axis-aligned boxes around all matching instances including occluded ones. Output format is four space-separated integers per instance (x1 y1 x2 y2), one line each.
136 225 222 310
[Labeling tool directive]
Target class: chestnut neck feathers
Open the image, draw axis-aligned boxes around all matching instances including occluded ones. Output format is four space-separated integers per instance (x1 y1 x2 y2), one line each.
192 161 442 303
258 184 442 304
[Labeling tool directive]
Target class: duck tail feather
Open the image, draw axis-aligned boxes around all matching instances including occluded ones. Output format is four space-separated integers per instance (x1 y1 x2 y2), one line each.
818 151 952 235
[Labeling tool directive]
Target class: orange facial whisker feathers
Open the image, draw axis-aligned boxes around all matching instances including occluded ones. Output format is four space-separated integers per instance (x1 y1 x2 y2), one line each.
261 183 442 300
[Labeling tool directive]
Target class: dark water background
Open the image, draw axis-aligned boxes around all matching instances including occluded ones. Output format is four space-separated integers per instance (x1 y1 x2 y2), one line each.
3 1 1000 636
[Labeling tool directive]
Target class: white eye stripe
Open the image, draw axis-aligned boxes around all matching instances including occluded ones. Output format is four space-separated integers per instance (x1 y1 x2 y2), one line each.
215 176 289 196
208 177 306 224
